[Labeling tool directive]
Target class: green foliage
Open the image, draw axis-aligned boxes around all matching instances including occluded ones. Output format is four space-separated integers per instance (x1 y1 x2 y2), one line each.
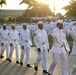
5 16 14 23
20 0 53 17
20 0 39 9
0 0 7 7
63 0 76 17
0 18 5 23
56 13 64 18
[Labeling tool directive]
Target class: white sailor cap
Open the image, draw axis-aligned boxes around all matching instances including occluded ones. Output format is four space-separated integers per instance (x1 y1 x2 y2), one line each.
3 24 7 26
37 21 43 25
50 22 54 25
22 23 27 26
56 20 63 24
11 24 15 26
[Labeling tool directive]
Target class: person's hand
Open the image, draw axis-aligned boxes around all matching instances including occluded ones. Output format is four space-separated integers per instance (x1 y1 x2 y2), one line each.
26 40 28 42
47 49 49 53
1 43 4 46
30 45 33 47
70 28 72 30
68 51 71 56
22 46 24 50
37 48 41 52
10 43 13 47
19 33 20 35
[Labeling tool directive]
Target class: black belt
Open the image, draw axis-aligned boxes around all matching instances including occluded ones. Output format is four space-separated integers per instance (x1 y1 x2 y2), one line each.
42 42 45 45
13 39 16 41
4 39 7 40
61 45 63 47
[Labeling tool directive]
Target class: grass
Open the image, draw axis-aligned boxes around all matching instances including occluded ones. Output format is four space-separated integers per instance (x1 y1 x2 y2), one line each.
67 36 73 51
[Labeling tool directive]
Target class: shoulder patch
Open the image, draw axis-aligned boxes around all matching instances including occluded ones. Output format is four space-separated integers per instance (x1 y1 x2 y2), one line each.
34 34 36 36
19 33 20 35
70 28 72 30
8 33 9 35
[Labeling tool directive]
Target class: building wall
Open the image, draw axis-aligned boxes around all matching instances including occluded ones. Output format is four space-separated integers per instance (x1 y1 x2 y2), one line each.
0 10 25 19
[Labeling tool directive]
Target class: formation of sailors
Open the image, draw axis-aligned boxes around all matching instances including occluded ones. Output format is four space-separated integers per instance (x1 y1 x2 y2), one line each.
0 19 76 75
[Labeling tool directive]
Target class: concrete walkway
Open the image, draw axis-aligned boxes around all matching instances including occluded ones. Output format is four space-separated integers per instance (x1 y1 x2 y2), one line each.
0 47 74 75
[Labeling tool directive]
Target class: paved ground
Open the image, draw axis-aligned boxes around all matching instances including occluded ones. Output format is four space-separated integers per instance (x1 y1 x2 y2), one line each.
0 47 74 75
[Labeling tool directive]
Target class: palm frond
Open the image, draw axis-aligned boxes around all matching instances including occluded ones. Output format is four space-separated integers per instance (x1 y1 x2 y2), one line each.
0 0 7 7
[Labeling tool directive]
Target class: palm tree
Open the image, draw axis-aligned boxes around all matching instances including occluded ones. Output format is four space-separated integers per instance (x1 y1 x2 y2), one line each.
19 0 36 9
0 0 7 7
0 0 7 23
19 0 39 17
63 0 76 17
19 0 53 17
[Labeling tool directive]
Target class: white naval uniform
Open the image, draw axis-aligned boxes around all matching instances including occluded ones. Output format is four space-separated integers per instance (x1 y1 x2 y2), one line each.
34 29 49 70
19 29 32 65
48 27 70 75
9 29 19 61
0 29 2 53
48 22 56 35
63 25 76 75
0 29 9 59
63 21 70 29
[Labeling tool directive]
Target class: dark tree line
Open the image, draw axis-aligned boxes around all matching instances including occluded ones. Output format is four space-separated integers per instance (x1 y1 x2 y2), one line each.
1 0 76 17
0 0 6 7
20 0 53 17
63 0 76 17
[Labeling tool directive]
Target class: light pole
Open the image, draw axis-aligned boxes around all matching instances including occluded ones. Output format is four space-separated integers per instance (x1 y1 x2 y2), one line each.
53 0 56 17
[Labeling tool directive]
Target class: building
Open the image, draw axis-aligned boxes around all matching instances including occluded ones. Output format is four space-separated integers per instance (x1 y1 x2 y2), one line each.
0 9 25 19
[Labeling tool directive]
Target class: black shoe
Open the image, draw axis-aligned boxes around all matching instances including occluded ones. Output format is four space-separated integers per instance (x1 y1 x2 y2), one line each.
8 59 11 62
20 62 23 66
6 58 9 61
43 70 48 74
0 55 4 59
34 66 38 71
16 61 19 64
48 73 52 75
27 64 32 67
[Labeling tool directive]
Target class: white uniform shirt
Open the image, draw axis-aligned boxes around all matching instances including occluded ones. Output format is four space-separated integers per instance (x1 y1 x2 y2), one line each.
34 29 49 52
63 22 70 28
9 29 19 44
0 29 2 41
19 29 32 46
1 29 9 41
51 28 64 46
50 27 70 54
64 26 76 55
1 29 9 46
70 28 76 54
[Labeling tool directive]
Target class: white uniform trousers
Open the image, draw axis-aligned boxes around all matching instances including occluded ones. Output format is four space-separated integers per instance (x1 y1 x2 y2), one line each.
0 40 1 54
48 53 68 75
34 50 47 70
71 55 76 75
1 43 9 59
20 48 30 64
9 45 19 61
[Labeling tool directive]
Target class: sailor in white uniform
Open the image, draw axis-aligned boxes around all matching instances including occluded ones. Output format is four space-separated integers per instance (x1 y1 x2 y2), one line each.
63 22 76 75
0 24 10 60
48 20 70 75
8 24 19 64
34 21 49 74
0 25 2 57
19 23 32 67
